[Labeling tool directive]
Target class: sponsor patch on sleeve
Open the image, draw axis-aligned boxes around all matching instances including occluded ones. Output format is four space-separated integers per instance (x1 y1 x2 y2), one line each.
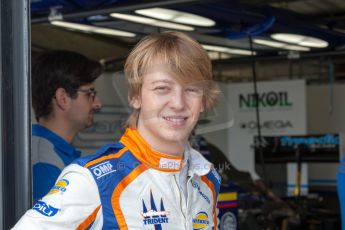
32 200 59 217
48 178 69 195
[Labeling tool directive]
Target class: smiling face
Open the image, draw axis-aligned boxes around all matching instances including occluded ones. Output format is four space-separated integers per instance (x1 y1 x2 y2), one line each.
124 32 220 131
132 65 204 155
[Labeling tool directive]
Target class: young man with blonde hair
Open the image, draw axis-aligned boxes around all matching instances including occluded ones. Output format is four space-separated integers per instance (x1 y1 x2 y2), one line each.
13 31 220 229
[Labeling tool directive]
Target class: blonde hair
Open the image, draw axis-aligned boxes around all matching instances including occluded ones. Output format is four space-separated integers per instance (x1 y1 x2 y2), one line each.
124 31 220 128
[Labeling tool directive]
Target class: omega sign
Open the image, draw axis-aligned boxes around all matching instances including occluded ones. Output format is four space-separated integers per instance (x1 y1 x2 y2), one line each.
239 91 292 110
240 120 293 132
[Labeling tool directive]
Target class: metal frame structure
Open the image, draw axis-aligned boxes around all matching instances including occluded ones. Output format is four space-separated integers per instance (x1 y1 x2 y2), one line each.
0 0 31 228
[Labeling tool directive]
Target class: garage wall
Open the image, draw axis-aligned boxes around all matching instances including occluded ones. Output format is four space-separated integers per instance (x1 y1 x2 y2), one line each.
307 84 345 141
306 84 345 187
202 82 345 188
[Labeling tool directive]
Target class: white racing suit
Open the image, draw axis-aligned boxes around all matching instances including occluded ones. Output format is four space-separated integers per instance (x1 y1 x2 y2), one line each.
13 128 220 229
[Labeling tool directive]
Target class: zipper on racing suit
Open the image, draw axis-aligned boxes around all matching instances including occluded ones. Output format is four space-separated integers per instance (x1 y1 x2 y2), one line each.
172 174 187 221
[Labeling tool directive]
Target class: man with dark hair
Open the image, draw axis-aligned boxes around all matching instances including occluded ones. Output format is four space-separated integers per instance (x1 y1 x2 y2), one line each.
31 50 103 201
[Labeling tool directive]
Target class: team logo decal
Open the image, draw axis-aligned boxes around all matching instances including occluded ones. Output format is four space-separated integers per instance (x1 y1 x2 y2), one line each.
220 212 237 230
33 200 59 217
141 190 170 229
48 178 69 195
193 212 210 230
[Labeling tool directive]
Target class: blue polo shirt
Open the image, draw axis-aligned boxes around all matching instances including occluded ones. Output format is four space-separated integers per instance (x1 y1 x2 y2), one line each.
32 124 81 201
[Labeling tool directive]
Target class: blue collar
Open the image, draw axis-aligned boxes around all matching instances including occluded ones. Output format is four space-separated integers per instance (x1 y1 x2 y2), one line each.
32 124 81 160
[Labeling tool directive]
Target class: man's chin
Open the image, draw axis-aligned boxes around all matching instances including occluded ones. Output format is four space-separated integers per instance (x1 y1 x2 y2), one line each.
84 121 94 129
162 130 189 143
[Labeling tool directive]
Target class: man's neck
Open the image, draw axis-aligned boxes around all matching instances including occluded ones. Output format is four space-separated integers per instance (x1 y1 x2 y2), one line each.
145 135 186 157
38 118 77 144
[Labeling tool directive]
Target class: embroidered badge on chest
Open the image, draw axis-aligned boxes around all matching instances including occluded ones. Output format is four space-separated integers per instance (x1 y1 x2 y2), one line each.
193 211 210 230
190 179 211 204
141 190 170 228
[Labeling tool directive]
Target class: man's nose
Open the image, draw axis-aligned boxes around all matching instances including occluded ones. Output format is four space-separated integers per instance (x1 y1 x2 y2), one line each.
169 89 185 110
93 95 102 109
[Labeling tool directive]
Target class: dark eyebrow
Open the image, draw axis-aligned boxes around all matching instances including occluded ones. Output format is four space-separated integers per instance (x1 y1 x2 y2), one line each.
79 87 95 91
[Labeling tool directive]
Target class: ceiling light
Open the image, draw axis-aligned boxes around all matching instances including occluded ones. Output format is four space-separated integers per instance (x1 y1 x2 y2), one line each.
283 44 310 51
202 44 254 56
135 8 215 27
253 39 285 48
207 51 231 60
254 38 310 51
110 13 194 31
51 20 136 37
271 33 328 48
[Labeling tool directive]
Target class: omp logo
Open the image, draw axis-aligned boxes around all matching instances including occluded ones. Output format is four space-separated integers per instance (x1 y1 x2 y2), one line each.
48 179 69 195
141 190 170 229
33 201 59 217
91 161 116 179
193 212 210 230
191 180 210 204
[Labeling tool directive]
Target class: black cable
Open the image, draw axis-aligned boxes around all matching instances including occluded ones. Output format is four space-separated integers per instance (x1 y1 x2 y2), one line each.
248 35 268 188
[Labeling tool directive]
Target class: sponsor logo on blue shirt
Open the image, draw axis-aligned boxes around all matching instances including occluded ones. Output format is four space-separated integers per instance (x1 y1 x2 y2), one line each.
33 201 59 217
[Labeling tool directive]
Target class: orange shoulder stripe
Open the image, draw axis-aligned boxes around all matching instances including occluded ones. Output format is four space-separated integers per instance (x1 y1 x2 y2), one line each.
201 176 217 230
84 147 128 168
76 205 101 230
111 164 148 229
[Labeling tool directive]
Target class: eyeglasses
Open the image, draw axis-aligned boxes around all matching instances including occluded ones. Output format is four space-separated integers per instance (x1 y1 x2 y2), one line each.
77 88 97 101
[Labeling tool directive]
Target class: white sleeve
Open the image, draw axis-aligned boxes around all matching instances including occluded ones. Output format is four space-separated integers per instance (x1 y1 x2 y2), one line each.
12 164 102 230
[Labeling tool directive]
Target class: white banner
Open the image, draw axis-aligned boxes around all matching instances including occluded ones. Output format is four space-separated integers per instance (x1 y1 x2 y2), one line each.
227 80 307 180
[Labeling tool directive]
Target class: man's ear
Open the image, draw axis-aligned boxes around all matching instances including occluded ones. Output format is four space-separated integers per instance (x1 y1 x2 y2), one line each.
130 95 141 109
54 88 71 110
